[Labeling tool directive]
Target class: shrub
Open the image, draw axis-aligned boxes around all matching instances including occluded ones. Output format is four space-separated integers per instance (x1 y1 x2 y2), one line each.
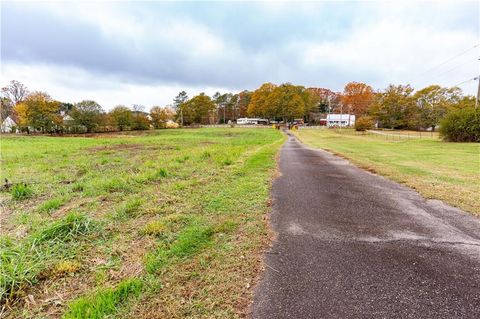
354 116 374 131
165 121 179 129
439 107 480 142
11 183 33 200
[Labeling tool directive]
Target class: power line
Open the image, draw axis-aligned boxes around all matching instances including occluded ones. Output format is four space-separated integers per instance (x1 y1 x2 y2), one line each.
453 76 478 87
432 59 475 79
413 43 479 80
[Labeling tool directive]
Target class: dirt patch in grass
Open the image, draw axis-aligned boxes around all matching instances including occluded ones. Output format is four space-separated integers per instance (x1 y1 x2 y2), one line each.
88 143 145 152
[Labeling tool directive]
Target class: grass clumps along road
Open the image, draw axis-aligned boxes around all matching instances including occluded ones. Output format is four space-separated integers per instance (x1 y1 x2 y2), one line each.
294 128 480 215
63 278 143 319
0 128 284 318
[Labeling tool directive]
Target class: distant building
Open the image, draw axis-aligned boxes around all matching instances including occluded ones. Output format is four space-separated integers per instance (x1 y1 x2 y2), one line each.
325 114 355 127
236 118 268 125
63 114 74 123
1 115 18 133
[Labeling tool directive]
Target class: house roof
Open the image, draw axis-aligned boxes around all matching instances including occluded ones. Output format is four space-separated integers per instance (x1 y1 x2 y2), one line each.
1 116 17 126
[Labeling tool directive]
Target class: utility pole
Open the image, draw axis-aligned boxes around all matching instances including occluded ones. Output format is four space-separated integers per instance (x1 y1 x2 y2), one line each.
475 75 479 109
340 102 343 131
234 97 238 121
328 96 331 127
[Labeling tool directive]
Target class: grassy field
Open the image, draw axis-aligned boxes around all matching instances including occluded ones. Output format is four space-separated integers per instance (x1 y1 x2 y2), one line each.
0 128 284 318
294 129 480 215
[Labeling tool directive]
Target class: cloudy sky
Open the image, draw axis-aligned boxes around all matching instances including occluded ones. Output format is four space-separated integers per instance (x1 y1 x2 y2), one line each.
1 1 479 109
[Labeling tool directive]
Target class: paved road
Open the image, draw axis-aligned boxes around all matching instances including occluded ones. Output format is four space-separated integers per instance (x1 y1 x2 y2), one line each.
251 132 480 319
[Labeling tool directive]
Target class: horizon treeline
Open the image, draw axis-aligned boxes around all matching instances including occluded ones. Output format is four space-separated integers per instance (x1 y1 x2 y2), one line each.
1 79 476 133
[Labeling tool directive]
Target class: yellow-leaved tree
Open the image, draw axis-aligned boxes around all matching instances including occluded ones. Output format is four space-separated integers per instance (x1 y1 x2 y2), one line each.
247 83 277 118
14 92 60 132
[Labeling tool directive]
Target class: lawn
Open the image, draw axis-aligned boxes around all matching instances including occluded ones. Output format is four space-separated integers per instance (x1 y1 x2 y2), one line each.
294 129 480 215
0 128 284 318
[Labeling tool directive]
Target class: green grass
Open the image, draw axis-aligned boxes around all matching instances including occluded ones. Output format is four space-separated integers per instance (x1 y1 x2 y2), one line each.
295 128 480 214
0 128 284 318
63 278 143 319
1 213 98 302
38 197 65 213
10 183 33 200
32 213 97 243
145 221 215 273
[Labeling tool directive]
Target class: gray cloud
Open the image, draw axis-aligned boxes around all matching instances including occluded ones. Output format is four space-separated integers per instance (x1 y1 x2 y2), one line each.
1 1 478 107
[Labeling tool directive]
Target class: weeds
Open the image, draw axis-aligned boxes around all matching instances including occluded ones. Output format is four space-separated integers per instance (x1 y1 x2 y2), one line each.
38 197 64 213
145 222 215 273
0 213 98 302
141 220 166 236
32 213 97 244
0 237 44 302
53 260 81 276
10 183 33 200
115 198 143 219
155 168 168 178
200 151 211 159
101 178 131 193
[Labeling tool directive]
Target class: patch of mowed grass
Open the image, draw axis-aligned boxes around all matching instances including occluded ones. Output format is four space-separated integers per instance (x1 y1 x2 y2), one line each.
294 129 480 214
63 278 143 319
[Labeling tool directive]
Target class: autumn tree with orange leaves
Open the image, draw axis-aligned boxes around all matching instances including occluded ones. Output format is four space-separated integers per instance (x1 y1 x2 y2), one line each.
341 82 375 117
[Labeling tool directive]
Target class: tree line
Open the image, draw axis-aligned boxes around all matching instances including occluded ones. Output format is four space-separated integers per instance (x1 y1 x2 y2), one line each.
1 79 477 134
1 80 177 133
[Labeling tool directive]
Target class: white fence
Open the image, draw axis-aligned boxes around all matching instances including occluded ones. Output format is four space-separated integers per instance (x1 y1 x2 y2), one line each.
200 124 272 129
298 126 327 129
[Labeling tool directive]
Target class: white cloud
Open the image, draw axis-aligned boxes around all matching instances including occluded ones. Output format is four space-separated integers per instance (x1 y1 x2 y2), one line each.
300 16 478 92
1 62 231 110
2 0 478 106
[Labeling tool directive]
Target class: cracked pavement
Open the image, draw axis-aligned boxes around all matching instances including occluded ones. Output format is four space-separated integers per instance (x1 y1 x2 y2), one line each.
251 132 480 319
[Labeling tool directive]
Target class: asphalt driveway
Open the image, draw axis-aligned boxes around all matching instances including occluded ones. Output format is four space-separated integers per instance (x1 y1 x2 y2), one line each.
251 132 480 319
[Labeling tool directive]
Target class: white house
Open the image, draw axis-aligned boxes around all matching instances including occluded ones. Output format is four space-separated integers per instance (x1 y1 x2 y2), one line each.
236 118 268 125
1 116 18 133
326 114 355 127
63 114 74 123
